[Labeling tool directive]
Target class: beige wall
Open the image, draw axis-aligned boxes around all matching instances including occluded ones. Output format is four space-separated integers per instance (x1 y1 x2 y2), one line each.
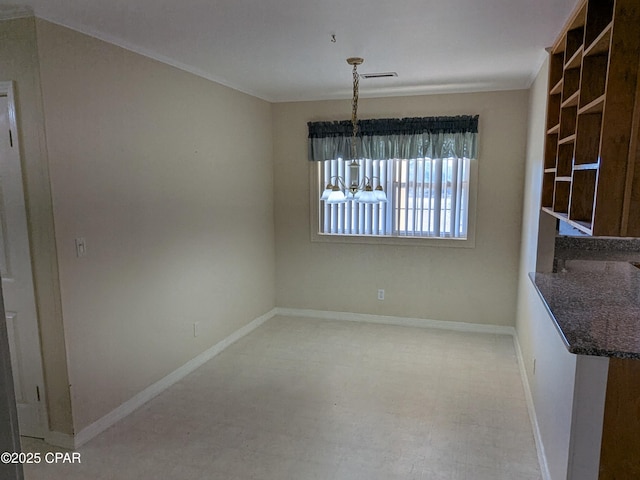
35 20 276 431
273 91 528 326
0 17 72 435
515 59 578 479
3 14 542 439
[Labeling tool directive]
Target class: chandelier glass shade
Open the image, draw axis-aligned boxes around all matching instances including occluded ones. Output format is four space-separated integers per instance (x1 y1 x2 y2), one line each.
320 58 387 205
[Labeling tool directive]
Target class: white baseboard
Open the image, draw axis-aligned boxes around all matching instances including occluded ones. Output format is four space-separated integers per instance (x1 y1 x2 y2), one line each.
514 335 552 480
64 303 546 480
275 307 516 336
44 431 75 450
72 308 277 448
0 6 33 20
279 307 550 478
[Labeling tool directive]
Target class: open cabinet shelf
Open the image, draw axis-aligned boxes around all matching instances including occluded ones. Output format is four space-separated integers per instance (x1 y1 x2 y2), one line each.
541 0 640 236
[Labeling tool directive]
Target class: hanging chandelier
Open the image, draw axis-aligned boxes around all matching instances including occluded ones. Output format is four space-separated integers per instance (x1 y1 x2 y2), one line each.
320 57 387 204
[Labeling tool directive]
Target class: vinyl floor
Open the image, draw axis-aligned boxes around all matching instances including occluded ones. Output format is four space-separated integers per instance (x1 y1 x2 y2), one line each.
23 316 541 479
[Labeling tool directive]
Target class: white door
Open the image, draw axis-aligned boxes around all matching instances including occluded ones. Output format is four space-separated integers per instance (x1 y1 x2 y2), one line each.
0 82 48 438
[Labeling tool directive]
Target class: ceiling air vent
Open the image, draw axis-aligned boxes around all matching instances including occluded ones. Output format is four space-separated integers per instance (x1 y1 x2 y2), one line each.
359 72 398 79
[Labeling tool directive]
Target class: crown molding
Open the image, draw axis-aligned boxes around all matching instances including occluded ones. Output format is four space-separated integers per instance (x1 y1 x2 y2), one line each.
34 13 273 102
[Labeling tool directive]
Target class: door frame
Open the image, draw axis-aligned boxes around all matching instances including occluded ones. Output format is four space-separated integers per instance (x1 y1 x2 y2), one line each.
0 80 50 438
1 282 24 479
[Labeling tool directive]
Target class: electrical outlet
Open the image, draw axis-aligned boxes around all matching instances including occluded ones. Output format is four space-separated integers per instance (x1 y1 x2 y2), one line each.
377 289 385 300
193 322 200 338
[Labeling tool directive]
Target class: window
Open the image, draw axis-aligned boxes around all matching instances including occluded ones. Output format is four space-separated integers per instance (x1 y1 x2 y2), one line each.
309 116 478 246
318 156 471 238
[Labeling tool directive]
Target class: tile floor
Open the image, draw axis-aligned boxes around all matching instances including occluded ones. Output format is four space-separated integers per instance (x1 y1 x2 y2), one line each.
22 316 541 479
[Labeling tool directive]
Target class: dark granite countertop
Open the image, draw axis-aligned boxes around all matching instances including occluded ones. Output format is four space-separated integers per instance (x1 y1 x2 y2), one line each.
530 261 640 359
554 236 640 269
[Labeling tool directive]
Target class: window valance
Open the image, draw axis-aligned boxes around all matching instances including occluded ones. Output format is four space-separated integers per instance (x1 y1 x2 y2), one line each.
308 115 478 161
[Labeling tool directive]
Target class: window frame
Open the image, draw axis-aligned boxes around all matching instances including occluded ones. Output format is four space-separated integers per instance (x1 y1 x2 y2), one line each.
309 158 479 248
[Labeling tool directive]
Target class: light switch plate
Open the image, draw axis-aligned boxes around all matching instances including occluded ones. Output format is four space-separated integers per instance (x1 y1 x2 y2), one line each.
75 237 87 257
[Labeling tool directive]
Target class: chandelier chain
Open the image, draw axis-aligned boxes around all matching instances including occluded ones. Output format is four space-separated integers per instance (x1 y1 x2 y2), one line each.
320 57 387 204
351 62 359 159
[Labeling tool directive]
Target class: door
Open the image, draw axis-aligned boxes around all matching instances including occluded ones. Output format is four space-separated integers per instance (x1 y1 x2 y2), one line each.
0 81 47 438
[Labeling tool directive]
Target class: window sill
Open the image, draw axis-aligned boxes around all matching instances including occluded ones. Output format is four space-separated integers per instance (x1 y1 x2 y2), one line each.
311 232 475 248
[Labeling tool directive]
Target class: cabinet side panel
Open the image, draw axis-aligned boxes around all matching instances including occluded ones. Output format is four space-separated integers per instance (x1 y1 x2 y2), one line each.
567 355 608 480
620 59 640 237
598 358 640 479
592 0 640 235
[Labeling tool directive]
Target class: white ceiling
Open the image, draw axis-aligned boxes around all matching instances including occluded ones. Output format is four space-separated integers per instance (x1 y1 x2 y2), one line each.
2 0 578 102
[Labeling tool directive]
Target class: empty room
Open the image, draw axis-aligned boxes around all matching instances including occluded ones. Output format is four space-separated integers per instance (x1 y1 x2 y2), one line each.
1 0 640 479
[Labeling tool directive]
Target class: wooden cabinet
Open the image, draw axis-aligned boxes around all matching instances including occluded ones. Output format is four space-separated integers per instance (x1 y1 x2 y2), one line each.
599 358 640 479
541 0 640 236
